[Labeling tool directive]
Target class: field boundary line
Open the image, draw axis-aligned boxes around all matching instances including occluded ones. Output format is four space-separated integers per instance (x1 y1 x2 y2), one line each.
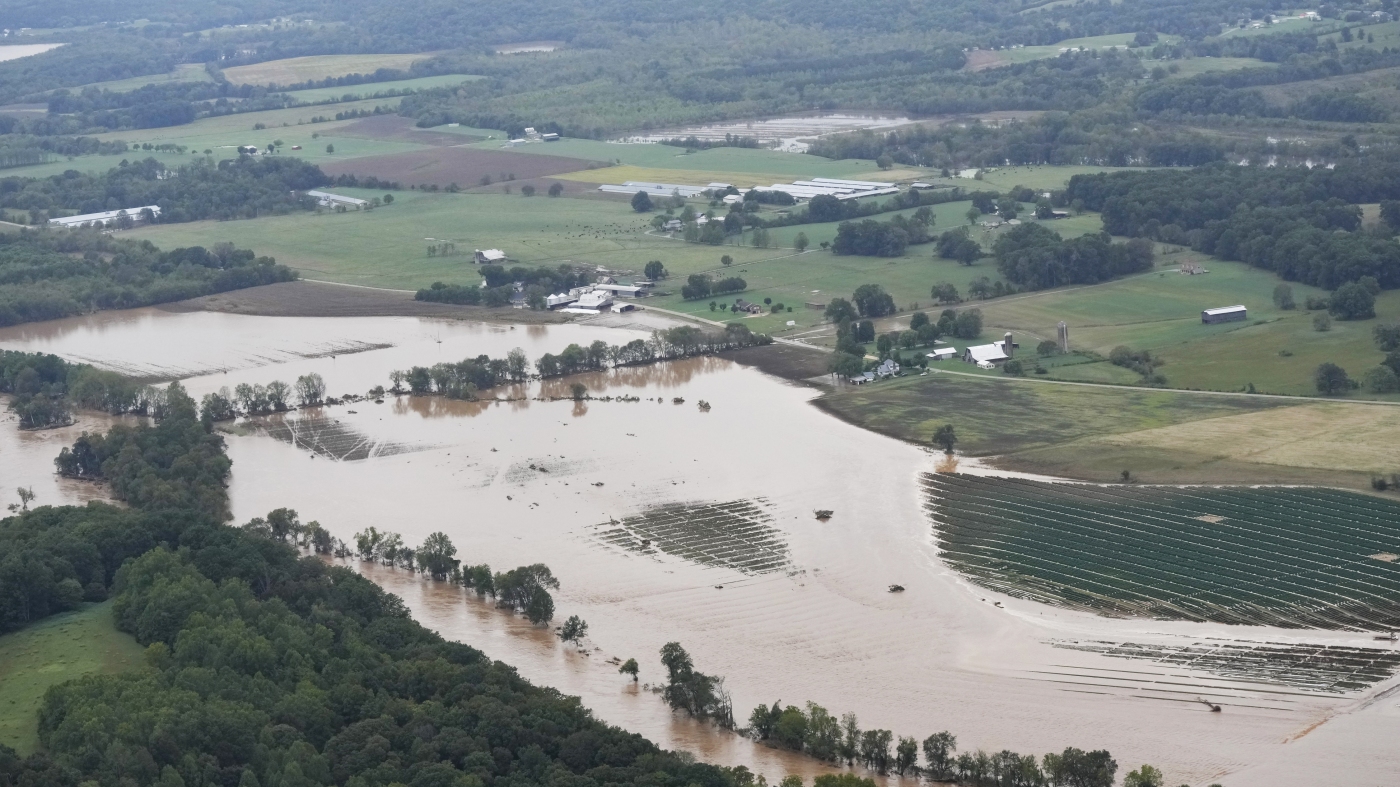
926 367 1400 407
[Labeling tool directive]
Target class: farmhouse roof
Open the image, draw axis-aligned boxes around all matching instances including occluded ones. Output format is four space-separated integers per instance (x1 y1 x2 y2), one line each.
1202 305 1247 316
965 343 1009 363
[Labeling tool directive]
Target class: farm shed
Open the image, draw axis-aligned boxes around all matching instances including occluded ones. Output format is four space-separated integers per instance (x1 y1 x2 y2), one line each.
49 205 160 228
1202 305 1247 324
474 249 507 264
926 347 957 360
964 343 1009 364
306 190 368 209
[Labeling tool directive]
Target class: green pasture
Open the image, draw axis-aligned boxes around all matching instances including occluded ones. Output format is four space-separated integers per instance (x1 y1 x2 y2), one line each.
89 98 416 158
1161 57 1274 78
964 164 1158 192
816 366 1282 455
1319 19 1400 49
967 248 1396 396
281 74 484 104
1215 16 1336 38
63 63 214 94
0 603 145 754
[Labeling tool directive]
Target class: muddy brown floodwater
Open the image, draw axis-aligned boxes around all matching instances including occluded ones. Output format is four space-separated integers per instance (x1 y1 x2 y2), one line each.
3 309 1399 787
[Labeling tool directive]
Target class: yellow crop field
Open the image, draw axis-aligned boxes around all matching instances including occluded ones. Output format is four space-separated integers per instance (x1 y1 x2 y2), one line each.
221 53 440 86
1089 402 1400 474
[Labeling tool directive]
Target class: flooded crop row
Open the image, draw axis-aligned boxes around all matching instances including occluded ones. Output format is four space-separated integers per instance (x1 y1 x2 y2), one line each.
3 307 1400 787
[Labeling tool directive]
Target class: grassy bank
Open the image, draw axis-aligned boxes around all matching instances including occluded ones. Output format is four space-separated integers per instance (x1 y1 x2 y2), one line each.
0 602 145 754
816 371 1400 490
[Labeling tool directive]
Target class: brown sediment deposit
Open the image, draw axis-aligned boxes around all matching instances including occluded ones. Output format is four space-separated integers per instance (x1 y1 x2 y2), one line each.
724 342 831 383
162 280 570 323
4 308 1400 787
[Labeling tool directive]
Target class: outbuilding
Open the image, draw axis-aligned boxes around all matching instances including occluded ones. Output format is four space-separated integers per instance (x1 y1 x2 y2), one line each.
49 205 161 229
474 249 508 264
1202 305 1247 324
926 347 957 360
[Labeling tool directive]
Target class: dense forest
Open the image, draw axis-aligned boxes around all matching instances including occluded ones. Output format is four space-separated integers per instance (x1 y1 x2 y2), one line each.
0 156 327 223
0 382 756 787
1065 162 1400 289
0 231 295 327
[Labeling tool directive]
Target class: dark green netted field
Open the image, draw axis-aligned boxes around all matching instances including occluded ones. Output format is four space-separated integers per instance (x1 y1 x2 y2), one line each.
923 474 1400 630
591 498 789 574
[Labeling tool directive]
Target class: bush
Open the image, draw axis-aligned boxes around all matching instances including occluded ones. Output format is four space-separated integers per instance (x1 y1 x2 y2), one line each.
1314 362 1354 395
1272 283 1295 310
1363 365 1400 393
1037 340 1060 356
1305 295 1330 310
1313 312 1332 332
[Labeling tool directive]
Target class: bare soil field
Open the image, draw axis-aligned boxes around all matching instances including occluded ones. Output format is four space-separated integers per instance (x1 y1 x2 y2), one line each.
318 146 600 188
333 115 482 146
161 280 568 323
725 343 831 382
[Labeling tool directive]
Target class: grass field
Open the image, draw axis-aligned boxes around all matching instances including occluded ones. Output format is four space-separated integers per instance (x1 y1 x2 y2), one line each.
963 164 1158 192
220 53 441 86
1161 57 1274 78
960 247 1399 397
0 603 144 754
281 74 484 104
965 33 1152 70
924 474 1400 630
817 370 1284 455
65 63 215 94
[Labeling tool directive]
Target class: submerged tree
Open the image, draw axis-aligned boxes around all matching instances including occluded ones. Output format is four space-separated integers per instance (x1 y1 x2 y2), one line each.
932 424 958 454
619 657 639 681
559 615 588 644
417 532 459 580
659 641 733 726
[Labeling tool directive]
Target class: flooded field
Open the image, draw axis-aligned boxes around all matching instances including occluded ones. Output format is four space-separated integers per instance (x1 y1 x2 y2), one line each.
3 308 1400 786
614 115 912 152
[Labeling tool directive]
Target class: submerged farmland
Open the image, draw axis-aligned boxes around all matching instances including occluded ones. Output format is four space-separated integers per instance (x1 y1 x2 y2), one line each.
923 474 1400 630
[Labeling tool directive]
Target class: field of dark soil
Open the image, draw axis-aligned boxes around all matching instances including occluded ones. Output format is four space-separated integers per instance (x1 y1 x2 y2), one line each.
320 145 602 188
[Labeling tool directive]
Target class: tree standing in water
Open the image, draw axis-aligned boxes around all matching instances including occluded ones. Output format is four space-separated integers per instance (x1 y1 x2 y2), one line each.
932 424 957 454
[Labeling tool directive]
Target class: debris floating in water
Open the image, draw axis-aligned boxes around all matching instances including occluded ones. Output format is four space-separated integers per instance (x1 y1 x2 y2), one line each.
888 584 905 593
814 509 833 520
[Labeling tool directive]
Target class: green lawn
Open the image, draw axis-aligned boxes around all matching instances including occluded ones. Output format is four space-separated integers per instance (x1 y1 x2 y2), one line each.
0 603 145 754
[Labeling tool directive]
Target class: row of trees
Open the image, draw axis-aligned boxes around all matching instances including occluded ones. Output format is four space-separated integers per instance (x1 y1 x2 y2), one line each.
0 231 295 328
682 273 748 300
746 699 1133 787
392 327 770 400
197 373 329 424
2 156 328 224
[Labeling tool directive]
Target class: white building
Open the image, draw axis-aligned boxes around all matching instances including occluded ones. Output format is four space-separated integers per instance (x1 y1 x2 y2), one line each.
474 249 507 264
926 347 957 360
306 190 368 209
49 206 161 229
574 290 614 310
963 343 1009 364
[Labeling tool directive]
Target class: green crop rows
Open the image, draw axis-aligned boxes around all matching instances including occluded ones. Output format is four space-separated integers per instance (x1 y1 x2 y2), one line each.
1054 640 1400 693
922 474 1400 630
592 498 789 574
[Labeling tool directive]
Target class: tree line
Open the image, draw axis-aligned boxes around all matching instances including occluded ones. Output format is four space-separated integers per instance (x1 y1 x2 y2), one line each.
1065 163 1400 291
745 698 1135 787
391 325 770 400
0 232 295 328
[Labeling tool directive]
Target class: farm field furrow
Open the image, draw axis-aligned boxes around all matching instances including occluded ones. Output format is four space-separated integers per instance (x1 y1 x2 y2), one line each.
923 474 1400 629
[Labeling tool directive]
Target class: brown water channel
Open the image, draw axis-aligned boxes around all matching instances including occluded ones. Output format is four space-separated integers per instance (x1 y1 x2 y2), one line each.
3 309 1399 787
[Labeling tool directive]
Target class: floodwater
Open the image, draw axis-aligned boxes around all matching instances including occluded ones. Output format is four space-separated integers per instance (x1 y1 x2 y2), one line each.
0 43 64 63
614 115 913 153
3 308 1400 787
